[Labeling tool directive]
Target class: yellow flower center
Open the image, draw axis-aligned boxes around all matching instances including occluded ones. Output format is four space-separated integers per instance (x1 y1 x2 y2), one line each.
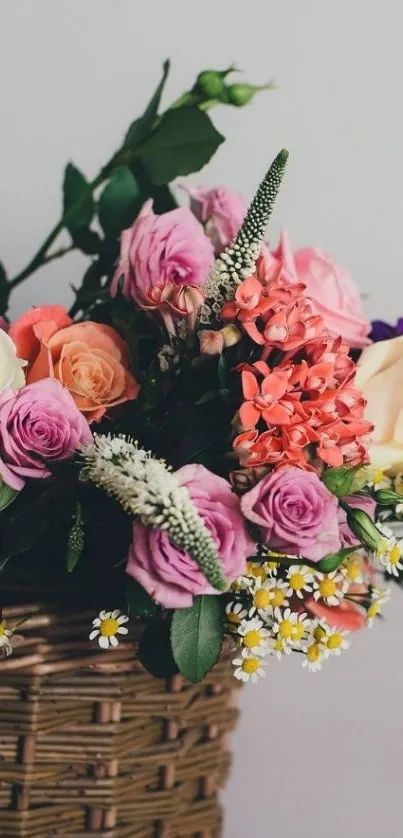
313 626 327 643
243 629 262 649
227 611 241 625
389 544 401 566
254 589 270 609
319 578 337 598
99 618 119 638
289 572 305 592
278 619 293 639
266 561 279 571
367 602 380 620
274 638 284 652
270 588 286 608
373 469 385 486
242 657 260 674
247 562 267 580
0 622 5 637
291 622 305 642
327 633 344 650
306 643 321 663
345 561 361 582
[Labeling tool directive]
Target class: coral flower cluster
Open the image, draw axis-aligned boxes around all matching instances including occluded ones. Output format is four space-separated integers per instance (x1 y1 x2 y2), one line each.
224 258 373 472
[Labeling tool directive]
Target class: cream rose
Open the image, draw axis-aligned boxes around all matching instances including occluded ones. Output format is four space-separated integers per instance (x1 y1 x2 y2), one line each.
355 336 403 473
0 330 26 393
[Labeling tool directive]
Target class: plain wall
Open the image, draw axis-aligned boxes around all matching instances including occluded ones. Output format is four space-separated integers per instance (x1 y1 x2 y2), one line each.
1 2 402 836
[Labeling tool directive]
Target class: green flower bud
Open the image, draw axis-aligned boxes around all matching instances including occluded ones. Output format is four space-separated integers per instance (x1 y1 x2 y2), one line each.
322 466 367 498
373 489 403 506
226 81 275 107
197 67 236 100
345 507 382 552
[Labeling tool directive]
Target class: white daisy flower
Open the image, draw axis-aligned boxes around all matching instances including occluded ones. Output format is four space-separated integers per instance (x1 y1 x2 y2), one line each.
237 617 270 655
301 639 329 673
232 648 268 683
272 607 309 645
367 468 392 491
324 626 350 656
376 532 403 577
225 601 248 627
286 565 314 599
340 553 365 592
313 571 344 606
367 586 391 628
0 620 14 657
89 609 129 649
268 636 292 661
249 578 290 617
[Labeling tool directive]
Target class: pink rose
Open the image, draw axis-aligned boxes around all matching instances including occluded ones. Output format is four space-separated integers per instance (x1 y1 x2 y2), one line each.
0 378 92 490
266 230 370 349
338 494 376 547
184 184 247 253
111 199 214 309
126 463 253 608
241 466 340 562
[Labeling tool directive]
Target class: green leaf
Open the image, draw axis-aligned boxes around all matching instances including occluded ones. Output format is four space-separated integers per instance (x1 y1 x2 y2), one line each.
139 620 179 678
126 577 157 618
63 162 94 236
0 482 18 512
66 502 84 573
322 466 367 498
71 228 102 255
139 107 225 186
171 595 223 683
124 60 170 149
218 354 227 389
98 167 143 238
316 547 357 574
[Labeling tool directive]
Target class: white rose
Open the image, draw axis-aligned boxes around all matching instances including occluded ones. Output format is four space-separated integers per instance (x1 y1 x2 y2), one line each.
0 330 26 392
355 336 403 474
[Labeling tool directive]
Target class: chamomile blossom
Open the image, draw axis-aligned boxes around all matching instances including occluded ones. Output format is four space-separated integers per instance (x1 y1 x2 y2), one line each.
225 601 248 627
340 553 365 592
375 530 403 577
237 617 270 655
233 648 268 683
268 636 292 661
249 578 290 617
302 640 328 673
0 620 14 656
89 610 129 649
367 468 392 491
394 473 403 495
313 571 344 606
367 586 391 627
286 565 314 599
324 626 350 656
272 607 310 647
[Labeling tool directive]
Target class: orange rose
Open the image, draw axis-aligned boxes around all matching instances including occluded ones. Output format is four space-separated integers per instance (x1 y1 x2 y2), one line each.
10 307 139 422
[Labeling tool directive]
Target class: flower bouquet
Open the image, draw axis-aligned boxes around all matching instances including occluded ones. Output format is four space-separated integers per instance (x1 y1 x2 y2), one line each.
0 59 400 836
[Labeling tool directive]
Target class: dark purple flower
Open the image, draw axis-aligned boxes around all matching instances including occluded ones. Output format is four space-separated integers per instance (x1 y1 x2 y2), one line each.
370 319 403 342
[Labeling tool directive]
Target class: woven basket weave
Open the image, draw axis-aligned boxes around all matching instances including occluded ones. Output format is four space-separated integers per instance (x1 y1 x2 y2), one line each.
0 602 240 838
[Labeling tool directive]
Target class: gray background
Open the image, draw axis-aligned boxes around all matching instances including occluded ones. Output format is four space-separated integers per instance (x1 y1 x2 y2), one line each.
1 2 402 837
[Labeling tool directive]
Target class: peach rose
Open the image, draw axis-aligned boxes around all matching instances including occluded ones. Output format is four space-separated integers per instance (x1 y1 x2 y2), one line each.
11 307 139 422
355 336 403 474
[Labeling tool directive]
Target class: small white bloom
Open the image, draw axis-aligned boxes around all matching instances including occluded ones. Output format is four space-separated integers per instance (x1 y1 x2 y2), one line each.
367 586 391 628
249 578 290 617
340 553 365 592
0 619 13 656
286 565 314 599
267 636 292 661
237 617 270 655
225 601 247 627
89 609 129 650
313 571 344 606
302 638 329 673
232 648 268 683
376 533 403 577
324 626 350 656
0 330 26 393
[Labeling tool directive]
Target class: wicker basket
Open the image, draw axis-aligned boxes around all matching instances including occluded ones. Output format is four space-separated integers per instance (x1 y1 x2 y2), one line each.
0 602 240 838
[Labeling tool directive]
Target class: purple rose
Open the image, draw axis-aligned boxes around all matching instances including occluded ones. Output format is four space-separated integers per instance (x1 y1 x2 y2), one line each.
370 319 403 342
338 494 376 547
111 199 214 309
184 184 247 253
126 464 253 609
241 467 341 562
0 378 92 490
